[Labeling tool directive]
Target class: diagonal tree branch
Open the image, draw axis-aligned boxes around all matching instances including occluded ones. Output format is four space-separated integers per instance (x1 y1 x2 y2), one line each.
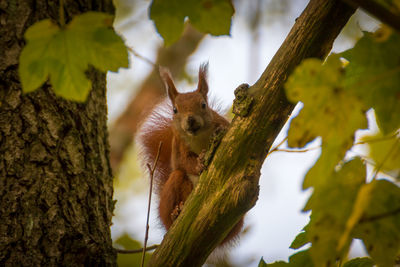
149 0 356 266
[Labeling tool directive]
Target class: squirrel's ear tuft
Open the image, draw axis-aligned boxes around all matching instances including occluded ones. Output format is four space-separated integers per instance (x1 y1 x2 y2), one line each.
159 66 178 102
197 62 209 100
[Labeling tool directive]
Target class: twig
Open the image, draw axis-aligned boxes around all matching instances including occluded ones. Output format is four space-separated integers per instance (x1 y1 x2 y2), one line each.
141 142 163 267
273 147 321 153
115 244 159 254
127 46 157 67
267 136 288 156
267 136 322 156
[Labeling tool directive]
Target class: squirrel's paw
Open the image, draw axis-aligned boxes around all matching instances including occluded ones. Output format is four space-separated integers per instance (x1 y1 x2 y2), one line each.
171 201 185 221
197 149 207 173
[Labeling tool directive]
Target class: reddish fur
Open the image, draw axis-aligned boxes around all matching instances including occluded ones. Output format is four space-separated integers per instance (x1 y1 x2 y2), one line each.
137 111 173 192
137 63 243 247
159 170 193 229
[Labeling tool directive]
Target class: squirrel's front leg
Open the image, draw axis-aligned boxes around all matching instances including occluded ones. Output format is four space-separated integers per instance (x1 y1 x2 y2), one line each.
158 170 193 230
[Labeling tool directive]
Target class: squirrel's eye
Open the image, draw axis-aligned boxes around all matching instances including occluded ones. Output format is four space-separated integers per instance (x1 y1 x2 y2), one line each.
173 107 178 114
201 102 207 109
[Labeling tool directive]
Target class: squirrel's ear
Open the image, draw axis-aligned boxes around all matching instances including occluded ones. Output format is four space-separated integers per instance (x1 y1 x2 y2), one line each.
159 66 178 102
197 62 209 100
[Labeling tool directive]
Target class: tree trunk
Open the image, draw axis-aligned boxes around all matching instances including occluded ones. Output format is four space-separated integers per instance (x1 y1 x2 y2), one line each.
0 0 116 266
149 0 356 266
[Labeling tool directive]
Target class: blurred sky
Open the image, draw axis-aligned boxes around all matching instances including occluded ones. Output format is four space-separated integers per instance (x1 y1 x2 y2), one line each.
107 1 379 265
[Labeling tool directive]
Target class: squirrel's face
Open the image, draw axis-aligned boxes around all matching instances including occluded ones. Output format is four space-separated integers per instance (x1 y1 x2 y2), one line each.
172 92 212 136
160 63 212 137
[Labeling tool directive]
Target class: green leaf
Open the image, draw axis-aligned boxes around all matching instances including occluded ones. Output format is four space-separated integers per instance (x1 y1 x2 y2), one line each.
264 261 287 267
284 27 400 267
341 29 400 134
285 54 367 149
19 20 59 93
302 145 344 190
114 233 152 267
265 250 314 267
115 233 142 249
285 54 367 188
290 231 309 249
352 179 400 267
342 257 374 267
19 12 128 102
304 158 366 266
286 250 314 267
258 257 268 267
361 132 400 178
150 0 234 46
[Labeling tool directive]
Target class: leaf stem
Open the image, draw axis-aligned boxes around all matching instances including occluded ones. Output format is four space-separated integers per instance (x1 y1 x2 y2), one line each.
267 136 288 156
127 46 156 66
273 147 321 154
115 244 159 254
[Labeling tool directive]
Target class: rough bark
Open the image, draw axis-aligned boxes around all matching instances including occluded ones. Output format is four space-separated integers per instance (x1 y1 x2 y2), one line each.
109 25 204 171
149 0 356 266
0 0 116 266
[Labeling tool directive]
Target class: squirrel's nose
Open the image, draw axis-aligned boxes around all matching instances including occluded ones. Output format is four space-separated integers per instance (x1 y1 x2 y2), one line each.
188 116 195 127
186 116 200 133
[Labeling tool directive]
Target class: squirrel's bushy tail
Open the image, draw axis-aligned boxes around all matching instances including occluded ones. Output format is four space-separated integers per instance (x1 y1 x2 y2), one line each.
136 100 173 192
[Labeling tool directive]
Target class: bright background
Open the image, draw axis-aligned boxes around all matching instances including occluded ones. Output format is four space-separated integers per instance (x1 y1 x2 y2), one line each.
107 1 379 265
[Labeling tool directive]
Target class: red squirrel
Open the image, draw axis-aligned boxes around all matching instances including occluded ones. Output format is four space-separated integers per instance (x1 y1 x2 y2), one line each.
137 63 243 245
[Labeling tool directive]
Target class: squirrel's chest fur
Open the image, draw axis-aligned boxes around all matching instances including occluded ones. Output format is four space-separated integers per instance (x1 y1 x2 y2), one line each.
171 126 214 177
179 126 214 155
